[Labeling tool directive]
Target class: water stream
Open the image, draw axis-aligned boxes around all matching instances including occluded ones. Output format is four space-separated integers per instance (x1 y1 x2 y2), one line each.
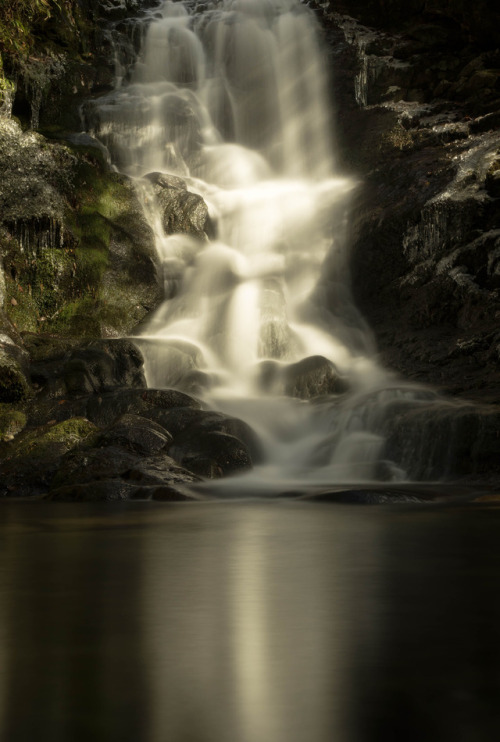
87 0 442 491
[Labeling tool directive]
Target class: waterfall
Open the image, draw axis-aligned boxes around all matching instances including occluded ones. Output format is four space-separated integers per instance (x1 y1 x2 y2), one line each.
87 0 443 492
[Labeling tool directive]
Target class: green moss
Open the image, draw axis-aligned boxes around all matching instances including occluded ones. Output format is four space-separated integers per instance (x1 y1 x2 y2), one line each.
47 297 101 336
0 403 27 439
4 241 75 329
1 133 158 339
21 332 80 361
5 280 39 333
0 351 31 402
75 245 108 288
7 416 98 461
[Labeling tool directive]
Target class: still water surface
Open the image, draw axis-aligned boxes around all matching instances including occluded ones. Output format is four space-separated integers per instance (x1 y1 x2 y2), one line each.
1 501 500 741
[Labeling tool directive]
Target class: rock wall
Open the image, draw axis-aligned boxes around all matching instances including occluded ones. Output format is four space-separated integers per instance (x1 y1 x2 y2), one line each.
310 0 500 402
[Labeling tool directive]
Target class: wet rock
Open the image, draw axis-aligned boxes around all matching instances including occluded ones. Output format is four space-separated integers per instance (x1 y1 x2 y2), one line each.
48 441 201 501
142 405 262 463
2 378 258 497
256 355 349 399
97 413 173 454
137 338 211 394
470 111 500 134
27 338 146 399
144 171 211 239
0 337 31 403
0 417 98 497
382 401 500 481
140 388 202 411
0 119 71 224
123 455 200 487
149 486 196 502
27 386 201 429
303 488 429 504
283 356 349 399
170 431 253 478
324 6 500 401
0 120 162 338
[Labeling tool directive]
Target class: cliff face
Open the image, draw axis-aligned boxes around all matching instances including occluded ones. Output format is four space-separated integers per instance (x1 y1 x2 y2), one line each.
311 0 500 402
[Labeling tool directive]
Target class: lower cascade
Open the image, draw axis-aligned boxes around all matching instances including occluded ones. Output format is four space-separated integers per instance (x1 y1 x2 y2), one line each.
87 0 453 492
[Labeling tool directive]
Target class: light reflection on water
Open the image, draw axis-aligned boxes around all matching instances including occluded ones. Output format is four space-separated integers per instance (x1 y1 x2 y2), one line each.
0 502 500 741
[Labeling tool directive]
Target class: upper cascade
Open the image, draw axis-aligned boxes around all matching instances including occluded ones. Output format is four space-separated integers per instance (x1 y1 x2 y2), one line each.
89 0 336 179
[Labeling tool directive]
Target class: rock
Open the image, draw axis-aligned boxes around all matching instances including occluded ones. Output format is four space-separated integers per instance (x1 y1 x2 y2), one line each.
283 356 349 399
486 161 500 198
0 417 98 497
0 403 27 440
145 172 211 239
0 121 162 338
27 338 146 399
97 413 173 455
122 454 201 486
48 442 201 501
382 401 500 481
170 431 253 478
470 110 500 134
26 385 202 430
327 7 500 401
256 355 349 399
137 338 208 393
1 378 259 497
149 486 196 502
0 338 31 403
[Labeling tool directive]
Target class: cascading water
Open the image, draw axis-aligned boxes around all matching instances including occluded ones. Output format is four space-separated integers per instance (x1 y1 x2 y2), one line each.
87 0 442 493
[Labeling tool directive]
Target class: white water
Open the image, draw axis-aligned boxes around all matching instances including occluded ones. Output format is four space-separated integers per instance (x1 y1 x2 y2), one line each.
88 0 434 491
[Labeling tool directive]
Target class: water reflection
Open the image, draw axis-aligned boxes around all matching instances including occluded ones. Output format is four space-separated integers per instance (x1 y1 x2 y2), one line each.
0 502 499 741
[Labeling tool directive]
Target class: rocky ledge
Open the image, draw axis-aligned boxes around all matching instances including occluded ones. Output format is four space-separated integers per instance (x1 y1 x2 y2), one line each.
311 1 500 404
0 337 260 501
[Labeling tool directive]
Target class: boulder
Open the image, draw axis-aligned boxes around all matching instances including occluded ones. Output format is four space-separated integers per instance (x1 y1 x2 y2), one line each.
144 171 212 239
170 431 253 478
257 355 349 399
27 337 146 399
0 417 98 497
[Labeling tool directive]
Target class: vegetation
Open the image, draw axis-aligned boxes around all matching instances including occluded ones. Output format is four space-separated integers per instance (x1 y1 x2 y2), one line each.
0 1 53 57
0 0 79 109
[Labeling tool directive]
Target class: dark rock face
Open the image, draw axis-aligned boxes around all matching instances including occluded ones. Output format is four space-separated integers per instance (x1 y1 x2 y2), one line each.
27 337 146 398
372 395 500 484
309 2 500 404
0 342 259 500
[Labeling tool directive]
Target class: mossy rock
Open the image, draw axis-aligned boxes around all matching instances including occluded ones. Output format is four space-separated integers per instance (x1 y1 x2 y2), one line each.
0 347 31 402
0 403 27 440
1 133 161 339
0 415 99 497
5 417 98 463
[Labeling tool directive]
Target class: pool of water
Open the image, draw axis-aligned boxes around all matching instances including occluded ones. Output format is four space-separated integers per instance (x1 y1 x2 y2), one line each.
1 500 499 741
